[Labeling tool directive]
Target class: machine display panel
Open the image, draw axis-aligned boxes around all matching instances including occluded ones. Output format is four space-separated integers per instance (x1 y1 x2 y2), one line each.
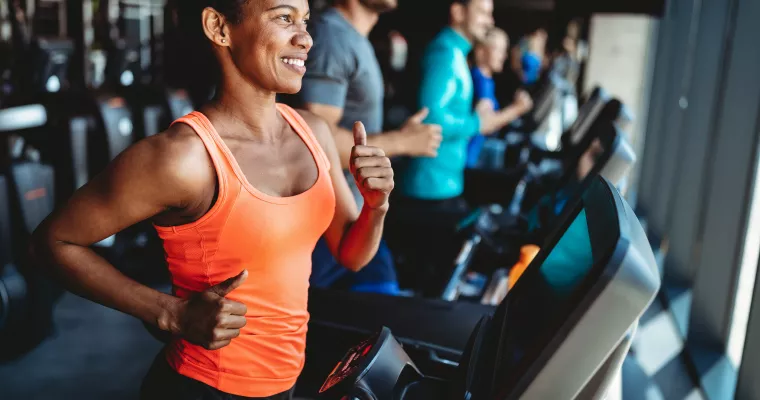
492 178 620 396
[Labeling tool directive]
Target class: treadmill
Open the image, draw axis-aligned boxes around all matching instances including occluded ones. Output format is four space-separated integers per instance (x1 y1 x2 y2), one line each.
440 118 636 303
463 87 610 208
391 107 633 298
308 176 660 399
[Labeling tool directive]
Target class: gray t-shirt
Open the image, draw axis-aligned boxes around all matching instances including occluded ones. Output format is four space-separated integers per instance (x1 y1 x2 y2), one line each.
300 8 385 134
298 8 385 207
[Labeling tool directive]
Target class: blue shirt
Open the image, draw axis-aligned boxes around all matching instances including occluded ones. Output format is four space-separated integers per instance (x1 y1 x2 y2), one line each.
521 51 542 84
398 27 481 200
467 67 500 167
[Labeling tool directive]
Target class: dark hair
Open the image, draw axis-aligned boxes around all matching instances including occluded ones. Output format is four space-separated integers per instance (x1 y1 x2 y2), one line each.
177 0 249 34
170 0 250 99
207 0 250 24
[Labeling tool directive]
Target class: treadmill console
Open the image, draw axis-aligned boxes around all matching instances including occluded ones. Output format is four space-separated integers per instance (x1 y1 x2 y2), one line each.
319 330 381 393
319 327 424 399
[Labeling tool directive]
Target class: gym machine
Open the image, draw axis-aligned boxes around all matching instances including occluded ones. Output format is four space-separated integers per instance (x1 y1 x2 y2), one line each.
387 93 633 296
88 0 193 140
304 177 659 399
463 86 609 208
442 118 637 304
0 104 60 359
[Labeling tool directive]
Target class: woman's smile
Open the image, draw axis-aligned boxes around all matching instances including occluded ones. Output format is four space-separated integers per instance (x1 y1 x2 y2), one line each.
280 55 307 75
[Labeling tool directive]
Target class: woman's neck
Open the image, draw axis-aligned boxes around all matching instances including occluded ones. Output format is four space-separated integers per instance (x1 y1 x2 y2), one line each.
206 77 284 142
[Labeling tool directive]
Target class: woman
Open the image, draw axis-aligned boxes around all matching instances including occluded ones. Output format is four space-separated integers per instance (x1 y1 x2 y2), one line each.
31 0 393 399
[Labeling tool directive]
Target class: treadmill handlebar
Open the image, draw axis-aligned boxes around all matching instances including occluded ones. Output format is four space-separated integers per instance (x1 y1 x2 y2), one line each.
0 104 47 132
441 234 482 301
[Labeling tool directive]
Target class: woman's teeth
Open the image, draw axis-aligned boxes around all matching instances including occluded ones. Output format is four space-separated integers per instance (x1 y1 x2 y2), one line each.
281 58 305 67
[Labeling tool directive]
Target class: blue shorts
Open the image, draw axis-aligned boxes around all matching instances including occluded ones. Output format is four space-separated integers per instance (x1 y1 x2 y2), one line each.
310 237 400 295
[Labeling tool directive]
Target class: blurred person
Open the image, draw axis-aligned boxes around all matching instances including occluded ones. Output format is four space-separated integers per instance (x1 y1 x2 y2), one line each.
551 19 588 85
467 26 532 167
292 0 442 295
32 1 394 399
397 0 532 213
510 28 548 85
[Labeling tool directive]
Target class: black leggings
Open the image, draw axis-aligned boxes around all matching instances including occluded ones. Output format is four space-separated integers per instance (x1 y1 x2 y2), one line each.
140 350 294 400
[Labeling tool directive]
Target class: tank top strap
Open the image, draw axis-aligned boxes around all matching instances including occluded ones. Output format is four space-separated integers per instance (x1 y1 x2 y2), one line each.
169 111 233 203
276 104 332 172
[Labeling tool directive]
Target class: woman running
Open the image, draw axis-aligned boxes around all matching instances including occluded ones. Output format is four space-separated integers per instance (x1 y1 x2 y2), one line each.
31 1 393 399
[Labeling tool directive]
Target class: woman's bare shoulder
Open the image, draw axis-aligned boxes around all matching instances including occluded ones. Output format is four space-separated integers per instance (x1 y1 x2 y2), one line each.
109 122 216 200
293 108 334 149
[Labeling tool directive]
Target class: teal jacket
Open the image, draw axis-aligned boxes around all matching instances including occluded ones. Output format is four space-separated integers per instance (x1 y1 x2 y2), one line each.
398 27 481 200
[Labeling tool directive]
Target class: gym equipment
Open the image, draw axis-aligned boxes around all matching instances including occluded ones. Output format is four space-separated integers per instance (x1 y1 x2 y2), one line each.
509 97 632 216
0 175 28 334
309 176 659 399
0 104 59 359
443 119 637 304
388 95 630 296
463 87 609 209
1 1 90 203
92 0 193 140
3 0 75 101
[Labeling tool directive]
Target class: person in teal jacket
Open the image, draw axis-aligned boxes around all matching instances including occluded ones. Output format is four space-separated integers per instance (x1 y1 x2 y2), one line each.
398 0 533 205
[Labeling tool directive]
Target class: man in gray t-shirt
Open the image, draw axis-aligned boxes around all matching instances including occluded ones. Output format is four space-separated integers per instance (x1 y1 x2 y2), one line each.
295 0 442 295
298 1 442 208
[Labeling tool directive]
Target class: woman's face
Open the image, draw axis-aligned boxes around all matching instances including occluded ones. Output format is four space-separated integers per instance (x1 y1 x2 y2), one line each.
224 0 312 94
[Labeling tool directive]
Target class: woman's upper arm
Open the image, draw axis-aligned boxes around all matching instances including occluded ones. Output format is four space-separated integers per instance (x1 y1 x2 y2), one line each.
36 131 209 247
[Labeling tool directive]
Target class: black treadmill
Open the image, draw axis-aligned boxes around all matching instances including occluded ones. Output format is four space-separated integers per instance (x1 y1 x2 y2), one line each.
307 177 660 399
438 118 637 304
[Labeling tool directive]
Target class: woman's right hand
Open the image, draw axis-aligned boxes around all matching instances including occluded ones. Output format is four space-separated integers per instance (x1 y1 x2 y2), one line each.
166 270 249 350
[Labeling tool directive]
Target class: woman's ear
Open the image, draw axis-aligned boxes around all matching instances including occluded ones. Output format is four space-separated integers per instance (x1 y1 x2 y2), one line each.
201 7 231 47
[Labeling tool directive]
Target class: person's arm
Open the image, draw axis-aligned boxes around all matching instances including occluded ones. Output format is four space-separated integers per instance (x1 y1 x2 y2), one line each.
31 129 247 350
419 47 481 140
300 111 392 271
485 90 534 135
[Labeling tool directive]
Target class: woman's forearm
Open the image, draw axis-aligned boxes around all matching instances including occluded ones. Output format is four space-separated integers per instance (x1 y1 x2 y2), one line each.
35 240 181 331
337 205 387 272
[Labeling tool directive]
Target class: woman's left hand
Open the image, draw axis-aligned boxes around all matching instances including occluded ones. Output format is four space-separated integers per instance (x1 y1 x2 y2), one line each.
349 121 394 211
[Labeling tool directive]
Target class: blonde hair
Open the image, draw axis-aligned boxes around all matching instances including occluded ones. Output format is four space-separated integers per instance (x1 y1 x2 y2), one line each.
476 26 508 48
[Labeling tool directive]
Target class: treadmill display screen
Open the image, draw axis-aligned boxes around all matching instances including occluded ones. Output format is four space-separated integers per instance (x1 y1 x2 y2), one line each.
319 333 377 393
494 204 609 393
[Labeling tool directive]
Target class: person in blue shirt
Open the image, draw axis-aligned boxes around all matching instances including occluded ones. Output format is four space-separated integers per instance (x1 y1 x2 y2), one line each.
468 27 532 167
511 28 547 85
397 0 532 211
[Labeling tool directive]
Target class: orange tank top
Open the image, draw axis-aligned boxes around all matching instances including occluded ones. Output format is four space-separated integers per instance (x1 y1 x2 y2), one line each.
155 104 336 397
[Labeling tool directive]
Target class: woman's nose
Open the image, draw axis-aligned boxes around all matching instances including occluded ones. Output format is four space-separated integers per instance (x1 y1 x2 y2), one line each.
292 30 313 51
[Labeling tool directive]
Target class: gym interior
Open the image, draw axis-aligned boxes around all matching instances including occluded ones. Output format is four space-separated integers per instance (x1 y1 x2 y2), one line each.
0 0 759 399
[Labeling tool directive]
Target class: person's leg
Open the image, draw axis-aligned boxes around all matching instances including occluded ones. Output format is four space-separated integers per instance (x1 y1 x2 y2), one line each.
386 195 474 294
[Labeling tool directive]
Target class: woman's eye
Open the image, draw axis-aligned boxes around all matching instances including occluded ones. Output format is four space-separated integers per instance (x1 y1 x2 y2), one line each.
278 15 292 23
